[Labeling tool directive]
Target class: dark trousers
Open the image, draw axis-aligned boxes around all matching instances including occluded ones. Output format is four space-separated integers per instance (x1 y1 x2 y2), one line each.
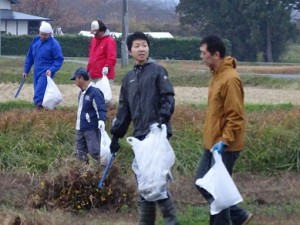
75 129 101 161
195 150 248 225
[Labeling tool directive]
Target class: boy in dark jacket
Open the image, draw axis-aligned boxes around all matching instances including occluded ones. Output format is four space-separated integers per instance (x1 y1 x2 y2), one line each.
110 32 179 225
71 67 107 163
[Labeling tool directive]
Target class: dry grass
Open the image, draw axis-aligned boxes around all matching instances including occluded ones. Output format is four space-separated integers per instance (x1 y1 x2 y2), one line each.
247 106 300 123
3 83 300 107
158 60 300 74
237 65 300 74
0 106 300 224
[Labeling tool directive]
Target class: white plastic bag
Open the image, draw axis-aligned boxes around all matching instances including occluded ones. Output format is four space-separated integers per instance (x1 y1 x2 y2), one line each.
127 123 175 201
100 129 111 165
195 151 243 215
93 75 112 102
42 76 63 110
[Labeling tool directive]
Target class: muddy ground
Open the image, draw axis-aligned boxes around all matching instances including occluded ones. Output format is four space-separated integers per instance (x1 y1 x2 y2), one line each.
1 170 299 225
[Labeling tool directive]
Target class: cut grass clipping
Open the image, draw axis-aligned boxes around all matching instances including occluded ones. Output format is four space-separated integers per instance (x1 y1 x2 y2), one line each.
27 159 136 212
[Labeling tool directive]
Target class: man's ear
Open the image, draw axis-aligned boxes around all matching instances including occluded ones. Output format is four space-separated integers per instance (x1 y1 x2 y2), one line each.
213 51 221 59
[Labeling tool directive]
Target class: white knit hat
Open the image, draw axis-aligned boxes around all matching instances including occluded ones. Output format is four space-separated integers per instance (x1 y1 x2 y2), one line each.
91 21 99 31
39 21 53 33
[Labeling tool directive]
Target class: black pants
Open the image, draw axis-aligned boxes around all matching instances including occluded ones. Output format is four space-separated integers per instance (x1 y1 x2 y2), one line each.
195 150 248 225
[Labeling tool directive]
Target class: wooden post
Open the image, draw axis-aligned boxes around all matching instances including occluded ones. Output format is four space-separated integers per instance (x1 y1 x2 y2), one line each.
0 8 2 56
121 0 129 67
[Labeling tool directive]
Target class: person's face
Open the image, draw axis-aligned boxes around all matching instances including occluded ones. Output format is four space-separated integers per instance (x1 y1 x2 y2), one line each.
129 39 149 65
74 76 83 88
200 43 218 70
91 29 104 37
39 32 51 41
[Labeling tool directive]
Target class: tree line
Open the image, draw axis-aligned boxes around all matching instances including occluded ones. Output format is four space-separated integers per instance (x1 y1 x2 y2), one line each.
176 0 300 62
12 0 300 62
12 0 180 35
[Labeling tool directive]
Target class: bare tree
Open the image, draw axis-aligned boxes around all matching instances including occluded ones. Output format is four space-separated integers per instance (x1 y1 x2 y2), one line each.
13 0 179 33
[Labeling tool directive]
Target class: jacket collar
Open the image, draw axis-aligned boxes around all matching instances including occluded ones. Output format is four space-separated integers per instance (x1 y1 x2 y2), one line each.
133 58 155 70
213 56 237 76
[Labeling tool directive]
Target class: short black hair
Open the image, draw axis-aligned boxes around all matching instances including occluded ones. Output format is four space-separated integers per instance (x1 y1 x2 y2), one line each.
200 35 226 58
97 20 107 32
126 32 150 51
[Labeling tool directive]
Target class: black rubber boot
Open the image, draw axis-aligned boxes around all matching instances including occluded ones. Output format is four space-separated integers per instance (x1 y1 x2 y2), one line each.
157 198 179 225
138 200 157 225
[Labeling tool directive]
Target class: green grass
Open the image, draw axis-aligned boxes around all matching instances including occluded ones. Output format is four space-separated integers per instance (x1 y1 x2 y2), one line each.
0 100 33 112
0 101 299 175
0 89 300 224
245 103 294 112
0 52 300 223
0 105 75 173
241 74 300 89
279 43 300 63
158 205 209 225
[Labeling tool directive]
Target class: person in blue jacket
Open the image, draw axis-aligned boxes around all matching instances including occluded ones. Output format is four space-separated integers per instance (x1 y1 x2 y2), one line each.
70 67 107 163
22 21 64 109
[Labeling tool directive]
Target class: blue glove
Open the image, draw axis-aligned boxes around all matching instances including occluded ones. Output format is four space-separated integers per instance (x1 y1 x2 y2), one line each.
211 141 228 154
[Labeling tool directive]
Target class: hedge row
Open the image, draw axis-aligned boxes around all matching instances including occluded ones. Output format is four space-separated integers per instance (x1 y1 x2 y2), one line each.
1 35 231 60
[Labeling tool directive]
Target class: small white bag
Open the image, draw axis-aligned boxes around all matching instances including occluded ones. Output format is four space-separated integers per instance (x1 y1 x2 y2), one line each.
42 76 63 110
195 151 243 215
127 123 175 201
100 129 111 165
93 75 112 102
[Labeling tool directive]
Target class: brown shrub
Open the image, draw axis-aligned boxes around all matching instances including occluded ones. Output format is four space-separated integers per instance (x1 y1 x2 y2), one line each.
27 159 136 212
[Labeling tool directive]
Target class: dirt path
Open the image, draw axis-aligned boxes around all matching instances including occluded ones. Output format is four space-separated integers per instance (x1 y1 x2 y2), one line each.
3 83 300 106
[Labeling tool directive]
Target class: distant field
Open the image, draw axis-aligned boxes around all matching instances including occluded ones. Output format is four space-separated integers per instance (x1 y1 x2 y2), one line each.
1 55 300 225
279 43 300 63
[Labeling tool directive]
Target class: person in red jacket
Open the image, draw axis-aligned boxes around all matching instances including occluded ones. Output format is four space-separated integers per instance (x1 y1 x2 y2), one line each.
87 20 117 109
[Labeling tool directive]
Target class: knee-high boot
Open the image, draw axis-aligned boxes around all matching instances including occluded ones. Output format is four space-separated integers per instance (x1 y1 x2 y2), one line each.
157 198 179 225
138 200 156 225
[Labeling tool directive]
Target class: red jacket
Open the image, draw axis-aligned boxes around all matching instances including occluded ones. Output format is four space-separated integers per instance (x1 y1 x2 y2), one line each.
87 32 117 80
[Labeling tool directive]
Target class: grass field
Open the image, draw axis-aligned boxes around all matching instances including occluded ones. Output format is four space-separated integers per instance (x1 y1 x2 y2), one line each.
0 56 300 225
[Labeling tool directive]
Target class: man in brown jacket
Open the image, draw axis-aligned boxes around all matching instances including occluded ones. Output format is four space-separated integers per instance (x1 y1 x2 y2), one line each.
195 35 252 225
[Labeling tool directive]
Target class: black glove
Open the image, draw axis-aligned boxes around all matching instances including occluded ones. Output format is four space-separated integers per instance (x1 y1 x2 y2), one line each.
158 117 166 128
110 136 120 154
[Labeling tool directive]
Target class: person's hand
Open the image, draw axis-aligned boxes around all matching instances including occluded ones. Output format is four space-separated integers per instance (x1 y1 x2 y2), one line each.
46 70 51 77
22 72 28 78
102 67 109 76
110 136 120 154
98 120 105 131
211 141 228 154
157 117 166 128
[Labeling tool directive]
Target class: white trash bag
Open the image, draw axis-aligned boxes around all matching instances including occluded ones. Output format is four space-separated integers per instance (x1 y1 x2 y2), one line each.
195 151 243 215
42 76 63 110
127 123 175 201
100 129 111 165
93 75 112 102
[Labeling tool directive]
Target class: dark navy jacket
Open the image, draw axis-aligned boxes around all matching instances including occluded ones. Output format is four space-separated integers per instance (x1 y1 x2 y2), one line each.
76 84 107 131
